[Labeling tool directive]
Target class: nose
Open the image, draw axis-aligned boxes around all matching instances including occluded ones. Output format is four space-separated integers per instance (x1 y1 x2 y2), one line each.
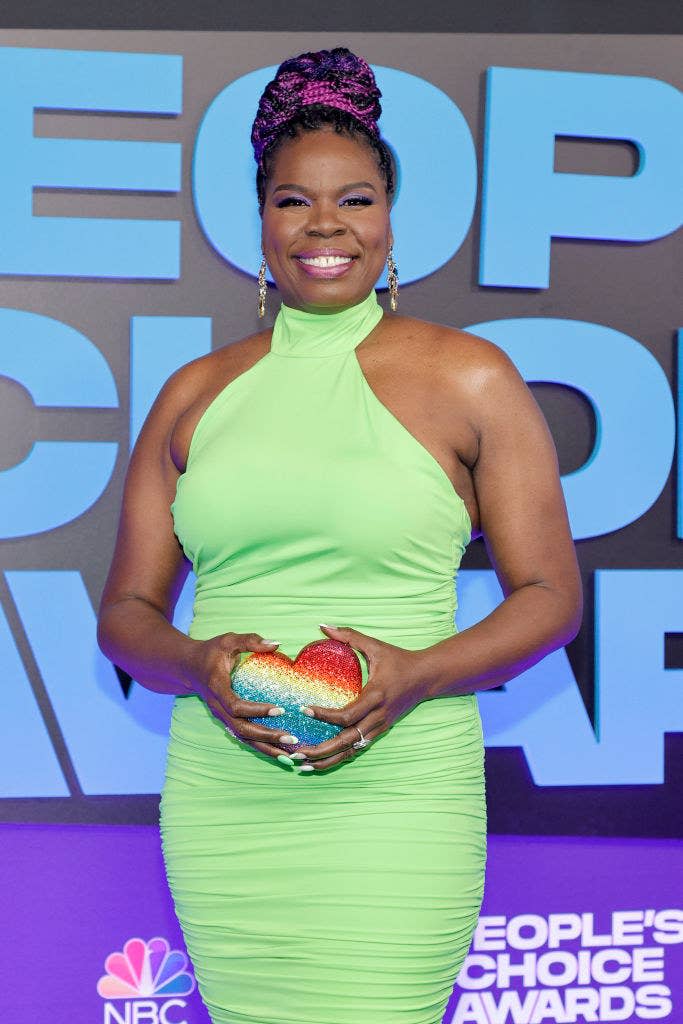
304 199 347 237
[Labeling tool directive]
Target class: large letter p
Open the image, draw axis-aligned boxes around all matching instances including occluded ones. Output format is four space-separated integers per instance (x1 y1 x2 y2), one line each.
479 67 683 288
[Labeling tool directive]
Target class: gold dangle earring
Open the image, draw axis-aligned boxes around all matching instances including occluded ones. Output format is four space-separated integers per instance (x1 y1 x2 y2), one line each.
257 254 267 318
387 245 399 312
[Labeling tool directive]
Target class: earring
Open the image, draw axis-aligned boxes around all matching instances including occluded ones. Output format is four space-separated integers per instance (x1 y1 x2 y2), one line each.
387 245 399 312
257 255 267 318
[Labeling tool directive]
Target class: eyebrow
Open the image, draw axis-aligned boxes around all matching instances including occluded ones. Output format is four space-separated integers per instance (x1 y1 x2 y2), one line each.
271 181 378 195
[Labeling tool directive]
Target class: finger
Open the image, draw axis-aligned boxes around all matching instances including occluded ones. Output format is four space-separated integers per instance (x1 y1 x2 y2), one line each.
318 623 372 650
307 749 357 771
230 715 304 750
229 694 288 720
308 726 380 769
223 716 305 762
205 697 285 740
292 731 346 759
211 679 298 745
296 688 383 739
215 632 280 660
296 699 360 728
318 623 378 666
211 674 286 722
228 731 300 765
296 712 384 761
237 632 281 653
318 624 383 681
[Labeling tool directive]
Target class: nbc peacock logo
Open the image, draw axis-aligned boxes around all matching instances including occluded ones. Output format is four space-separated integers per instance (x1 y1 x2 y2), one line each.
97 936 196 1024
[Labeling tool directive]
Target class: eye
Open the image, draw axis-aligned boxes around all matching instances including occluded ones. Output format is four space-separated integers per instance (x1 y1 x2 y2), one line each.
341 196 373 206
276 197 309 208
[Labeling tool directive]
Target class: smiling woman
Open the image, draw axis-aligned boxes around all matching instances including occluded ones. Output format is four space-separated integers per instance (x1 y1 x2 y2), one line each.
97 44 582 1024
260 135 394 309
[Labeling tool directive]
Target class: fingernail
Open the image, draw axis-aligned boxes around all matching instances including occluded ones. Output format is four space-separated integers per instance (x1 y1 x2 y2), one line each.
296 764 315 772
299 706 315 717
267 707 286 716
280 734 299 744
319 623 337 629
263 639 280 645
277 753 294 766
290 752 307 760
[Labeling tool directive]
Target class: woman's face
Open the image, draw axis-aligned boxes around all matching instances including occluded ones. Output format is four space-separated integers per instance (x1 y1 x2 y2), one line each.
260 126 393 314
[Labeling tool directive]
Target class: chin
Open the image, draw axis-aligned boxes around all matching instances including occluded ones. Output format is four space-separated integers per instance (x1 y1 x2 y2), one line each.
302 280 373 300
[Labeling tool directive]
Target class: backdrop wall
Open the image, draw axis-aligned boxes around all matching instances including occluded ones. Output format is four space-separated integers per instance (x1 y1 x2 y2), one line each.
1 30 681 1024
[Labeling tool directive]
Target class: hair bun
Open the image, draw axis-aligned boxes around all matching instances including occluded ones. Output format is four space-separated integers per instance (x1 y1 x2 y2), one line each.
251 47 383 170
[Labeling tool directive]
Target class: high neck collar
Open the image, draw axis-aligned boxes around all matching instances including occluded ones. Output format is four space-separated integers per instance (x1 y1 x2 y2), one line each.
270 289 384 358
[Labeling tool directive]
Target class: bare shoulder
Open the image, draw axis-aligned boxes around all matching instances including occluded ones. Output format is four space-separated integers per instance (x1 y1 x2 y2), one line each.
152 328 272 472
392 313 516 373
384 313 525 415
163 328 271 402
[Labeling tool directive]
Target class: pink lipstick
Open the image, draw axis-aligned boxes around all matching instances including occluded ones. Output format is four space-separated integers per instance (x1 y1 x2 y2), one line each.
293 248 358 279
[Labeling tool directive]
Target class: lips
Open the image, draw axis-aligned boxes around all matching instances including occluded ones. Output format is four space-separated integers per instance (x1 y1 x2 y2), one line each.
294 248 357 259
293 250 358 278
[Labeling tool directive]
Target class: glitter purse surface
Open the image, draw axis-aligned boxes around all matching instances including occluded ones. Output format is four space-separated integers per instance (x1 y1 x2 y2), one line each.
231 638 363 745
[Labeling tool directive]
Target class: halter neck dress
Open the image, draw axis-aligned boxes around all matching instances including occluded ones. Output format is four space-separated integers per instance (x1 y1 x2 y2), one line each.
161 287 487 1024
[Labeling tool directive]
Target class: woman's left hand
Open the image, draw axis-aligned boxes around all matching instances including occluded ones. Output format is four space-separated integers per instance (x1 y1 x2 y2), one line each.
285 624 429 771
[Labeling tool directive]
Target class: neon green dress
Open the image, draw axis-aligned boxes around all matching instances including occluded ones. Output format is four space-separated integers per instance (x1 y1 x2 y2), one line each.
161 287 487 1024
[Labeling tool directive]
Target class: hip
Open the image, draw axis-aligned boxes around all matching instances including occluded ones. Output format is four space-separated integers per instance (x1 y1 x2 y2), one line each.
163 686 485 797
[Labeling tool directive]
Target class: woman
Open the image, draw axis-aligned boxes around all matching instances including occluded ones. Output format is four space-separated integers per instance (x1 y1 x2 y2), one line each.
97 47 582 1024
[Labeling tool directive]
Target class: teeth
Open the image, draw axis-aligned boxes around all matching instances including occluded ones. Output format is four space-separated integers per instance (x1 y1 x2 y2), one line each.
298 255 353 267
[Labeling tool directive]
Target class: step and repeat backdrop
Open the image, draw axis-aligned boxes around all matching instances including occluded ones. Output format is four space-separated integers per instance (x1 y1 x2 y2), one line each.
1 29 681 1024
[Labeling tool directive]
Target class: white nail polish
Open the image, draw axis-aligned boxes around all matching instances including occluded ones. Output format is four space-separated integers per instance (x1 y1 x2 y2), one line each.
267 707 286 716
290 752 307 760
299 706 315 717
319 623 337 629
263 639 280 645
297 764 314 772
280 734 299 744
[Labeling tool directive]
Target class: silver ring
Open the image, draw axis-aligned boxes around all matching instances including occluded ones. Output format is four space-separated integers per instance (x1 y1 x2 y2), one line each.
352 725 370 749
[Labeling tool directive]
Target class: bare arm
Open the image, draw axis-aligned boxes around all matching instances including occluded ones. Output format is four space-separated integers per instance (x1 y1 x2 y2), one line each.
96 356 304 764
96 363 203 695
419 338 583 699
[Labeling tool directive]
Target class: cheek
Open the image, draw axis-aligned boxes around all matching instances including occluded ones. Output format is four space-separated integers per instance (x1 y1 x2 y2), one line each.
362 224 391 258
361 210 391 244
261 213 291 248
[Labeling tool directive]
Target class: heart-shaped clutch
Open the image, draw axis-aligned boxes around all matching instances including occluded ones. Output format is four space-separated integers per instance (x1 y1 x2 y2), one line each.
231 638 363 745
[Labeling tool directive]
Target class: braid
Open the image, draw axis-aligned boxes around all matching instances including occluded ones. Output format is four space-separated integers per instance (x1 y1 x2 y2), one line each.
251 47 396 214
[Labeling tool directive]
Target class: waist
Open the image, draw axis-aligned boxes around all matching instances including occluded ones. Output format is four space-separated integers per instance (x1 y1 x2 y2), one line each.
167 686 483 784
187 589 457 651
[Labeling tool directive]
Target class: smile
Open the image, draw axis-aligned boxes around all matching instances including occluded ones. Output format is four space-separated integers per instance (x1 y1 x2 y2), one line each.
297 255 354 267
294 254 358 279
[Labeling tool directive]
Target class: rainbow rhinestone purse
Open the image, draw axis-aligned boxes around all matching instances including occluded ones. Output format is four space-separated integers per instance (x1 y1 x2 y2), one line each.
231 638 363 746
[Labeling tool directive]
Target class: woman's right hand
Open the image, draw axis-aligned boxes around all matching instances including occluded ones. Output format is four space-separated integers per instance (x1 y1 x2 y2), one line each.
187 632 300 762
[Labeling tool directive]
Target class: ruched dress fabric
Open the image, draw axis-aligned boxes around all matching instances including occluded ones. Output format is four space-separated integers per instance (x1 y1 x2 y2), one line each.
161 288 487 1024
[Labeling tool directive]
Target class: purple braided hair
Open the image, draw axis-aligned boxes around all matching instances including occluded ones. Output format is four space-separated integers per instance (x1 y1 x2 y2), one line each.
251 47 383 176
